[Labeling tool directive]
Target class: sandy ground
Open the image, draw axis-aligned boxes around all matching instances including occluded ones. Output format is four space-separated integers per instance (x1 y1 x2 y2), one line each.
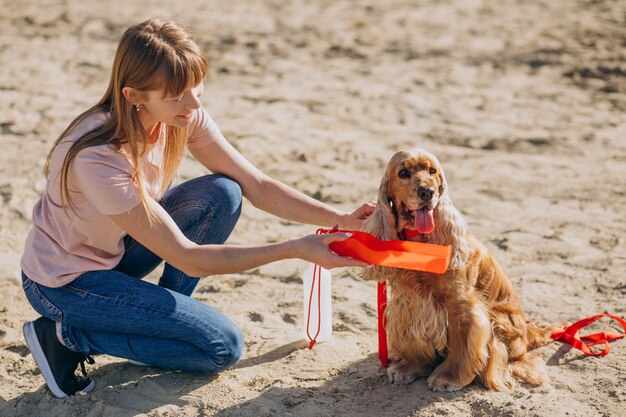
1 0 625 416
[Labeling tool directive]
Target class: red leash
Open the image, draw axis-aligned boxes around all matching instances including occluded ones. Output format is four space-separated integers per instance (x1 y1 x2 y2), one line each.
376 229 424 367
378 281 389 367
378 230 425 366
550 314 626 357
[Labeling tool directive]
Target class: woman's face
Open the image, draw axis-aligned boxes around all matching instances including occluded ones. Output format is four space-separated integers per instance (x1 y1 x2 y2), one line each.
137 82 204 131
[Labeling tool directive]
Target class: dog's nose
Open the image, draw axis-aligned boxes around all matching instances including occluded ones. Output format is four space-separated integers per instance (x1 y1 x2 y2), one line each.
417 187 434 201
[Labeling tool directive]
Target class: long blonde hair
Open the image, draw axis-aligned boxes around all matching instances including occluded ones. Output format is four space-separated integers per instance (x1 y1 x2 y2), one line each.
45 18 208 219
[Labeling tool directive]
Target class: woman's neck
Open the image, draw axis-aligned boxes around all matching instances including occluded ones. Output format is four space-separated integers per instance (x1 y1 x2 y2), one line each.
147 122 161 144
137 111 161 141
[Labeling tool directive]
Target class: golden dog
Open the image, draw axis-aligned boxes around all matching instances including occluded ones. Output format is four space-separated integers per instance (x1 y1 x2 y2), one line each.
362 149 560 391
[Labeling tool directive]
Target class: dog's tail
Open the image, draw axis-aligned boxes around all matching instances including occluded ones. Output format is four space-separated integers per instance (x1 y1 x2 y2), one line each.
525 320 565 350
506 320 564 386
480 319 564 390
504 320 566 387
480 334 551 390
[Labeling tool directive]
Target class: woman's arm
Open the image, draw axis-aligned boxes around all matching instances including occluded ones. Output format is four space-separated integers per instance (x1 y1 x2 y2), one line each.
189 137 374 230
109 197 367 277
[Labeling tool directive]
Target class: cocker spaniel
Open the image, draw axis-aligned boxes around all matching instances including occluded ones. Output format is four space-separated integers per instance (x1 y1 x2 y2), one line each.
362 149 560 391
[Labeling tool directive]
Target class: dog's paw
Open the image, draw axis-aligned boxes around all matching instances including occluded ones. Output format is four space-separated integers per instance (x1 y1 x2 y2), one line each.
427 368 470 392
427 374 465 392
387 366 418 385
386 359 428 385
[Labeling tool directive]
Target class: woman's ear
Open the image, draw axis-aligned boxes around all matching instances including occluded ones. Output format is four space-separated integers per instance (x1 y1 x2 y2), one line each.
122 86 143 106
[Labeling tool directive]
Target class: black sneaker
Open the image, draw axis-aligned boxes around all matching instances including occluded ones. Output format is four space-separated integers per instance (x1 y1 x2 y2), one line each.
23 317 95 398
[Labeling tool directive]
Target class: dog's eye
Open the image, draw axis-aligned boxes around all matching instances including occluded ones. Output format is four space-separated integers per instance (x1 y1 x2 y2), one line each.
429 167 437 175
398 168 410 179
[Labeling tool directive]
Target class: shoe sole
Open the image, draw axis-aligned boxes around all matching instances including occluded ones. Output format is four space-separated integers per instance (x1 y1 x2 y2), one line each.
23 322 95 398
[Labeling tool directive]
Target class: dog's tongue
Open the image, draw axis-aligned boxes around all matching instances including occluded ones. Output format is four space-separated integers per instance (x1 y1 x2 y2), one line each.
413 208 434 234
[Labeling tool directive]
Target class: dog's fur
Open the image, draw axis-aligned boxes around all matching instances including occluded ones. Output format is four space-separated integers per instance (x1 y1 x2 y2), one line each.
362 149 561 391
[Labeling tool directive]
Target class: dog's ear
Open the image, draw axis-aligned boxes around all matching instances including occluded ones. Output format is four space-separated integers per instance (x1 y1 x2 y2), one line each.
362 169 398 240
438 170 447 196
376 171 392 209
433 157 447 197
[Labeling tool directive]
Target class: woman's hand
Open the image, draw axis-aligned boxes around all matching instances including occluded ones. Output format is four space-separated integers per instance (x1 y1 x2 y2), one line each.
294 232 369 269
337 202 376 230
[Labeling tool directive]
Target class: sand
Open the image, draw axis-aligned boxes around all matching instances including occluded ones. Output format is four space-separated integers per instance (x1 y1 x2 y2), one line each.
1 0 625 416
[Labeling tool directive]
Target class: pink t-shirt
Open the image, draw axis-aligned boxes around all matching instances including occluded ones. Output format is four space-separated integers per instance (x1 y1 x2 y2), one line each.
21 107 224 287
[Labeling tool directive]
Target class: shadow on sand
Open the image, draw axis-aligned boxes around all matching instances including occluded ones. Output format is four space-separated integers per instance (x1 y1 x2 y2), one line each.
1 342 486 417
218 348 472 417
0 360 217 417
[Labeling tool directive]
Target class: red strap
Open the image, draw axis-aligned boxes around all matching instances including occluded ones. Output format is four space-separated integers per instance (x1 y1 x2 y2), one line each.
401 229 422 239
305 263 322 350
550 314 626 357
306 229 330 350
378 281 389 367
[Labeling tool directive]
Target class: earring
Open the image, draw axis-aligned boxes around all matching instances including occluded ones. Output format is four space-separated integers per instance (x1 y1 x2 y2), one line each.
135 104 140 112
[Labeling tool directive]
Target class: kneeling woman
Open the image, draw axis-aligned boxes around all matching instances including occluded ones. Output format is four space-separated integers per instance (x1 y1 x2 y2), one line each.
20 19 372 398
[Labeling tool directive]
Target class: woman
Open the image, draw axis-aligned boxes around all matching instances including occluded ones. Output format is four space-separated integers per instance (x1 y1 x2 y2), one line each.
20 18 373 398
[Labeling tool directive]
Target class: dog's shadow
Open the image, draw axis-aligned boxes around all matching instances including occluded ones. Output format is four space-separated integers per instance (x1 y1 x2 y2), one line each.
217 350 476 417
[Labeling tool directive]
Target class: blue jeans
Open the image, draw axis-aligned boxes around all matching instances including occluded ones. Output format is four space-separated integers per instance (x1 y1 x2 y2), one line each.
21 174 244 373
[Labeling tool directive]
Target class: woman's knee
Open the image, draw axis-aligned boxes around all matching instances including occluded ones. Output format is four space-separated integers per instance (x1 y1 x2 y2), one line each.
219 325 244 369
208 174 243 222
196 325 244 373
163 174 242 215
199 175 242 245
162 174 242 245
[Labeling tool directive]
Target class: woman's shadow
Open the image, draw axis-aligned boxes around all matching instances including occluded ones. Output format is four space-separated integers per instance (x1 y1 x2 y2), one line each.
0 356 217 417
